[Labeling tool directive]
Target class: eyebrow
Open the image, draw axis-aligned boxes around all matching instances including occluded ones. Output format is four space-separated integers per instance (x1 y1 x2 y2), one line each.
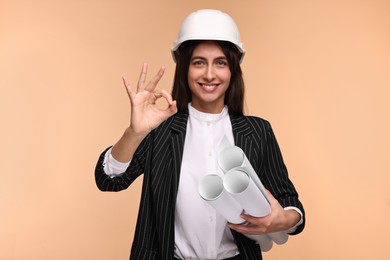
191 56 228 61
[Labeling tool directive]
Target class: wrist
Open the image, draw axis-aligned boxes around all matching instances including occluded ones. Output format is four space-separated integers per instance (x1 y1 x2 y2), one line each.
284 209 301 230
125 125 148 141
111 127 147 163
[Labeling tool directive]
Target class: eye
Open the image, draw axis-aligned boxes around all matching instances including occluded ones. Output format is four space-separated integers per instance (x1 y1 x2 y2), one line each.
192 59 206 67
215 59 228 67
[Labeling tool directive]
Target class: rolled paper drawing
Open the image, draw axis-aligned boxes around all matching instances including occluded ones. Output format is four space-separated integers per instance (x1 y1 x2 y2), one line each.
198 174 244 224
199 174 273 252
268 232 289 245
223 169 270 217
217 136 289 247
217 139 269 203
246 234 273 252
217 144 244 172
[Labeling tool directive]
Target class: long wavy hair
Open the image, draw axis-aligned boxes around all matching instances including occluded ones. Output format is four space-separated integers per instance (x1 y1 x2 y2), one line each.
171 40 245 116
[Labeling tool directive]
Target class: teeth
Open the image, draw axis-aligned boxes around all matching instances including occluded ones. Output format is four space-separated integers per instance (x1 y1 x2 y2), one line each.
202 84 217 90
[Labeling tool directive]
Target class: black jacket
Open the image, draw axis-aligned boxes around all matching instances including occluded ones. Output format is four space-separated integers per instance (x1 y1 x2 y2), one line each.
95 110 305 260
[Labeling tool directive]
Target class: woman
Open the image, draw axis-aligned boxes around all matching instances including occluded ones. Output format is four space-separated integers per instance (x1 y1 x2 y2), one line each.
95 9 305 260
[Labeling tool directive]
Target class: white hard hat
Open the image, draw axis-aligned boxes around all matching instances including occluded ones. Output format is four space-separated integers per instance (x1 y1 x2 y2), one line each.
171 9 245 63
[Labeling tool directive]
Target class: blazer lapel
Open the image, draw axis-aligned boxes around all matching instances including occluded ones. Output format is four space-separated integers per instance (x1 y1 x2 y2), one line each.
230 114 254 160
169 111 189 195
153 112 188 260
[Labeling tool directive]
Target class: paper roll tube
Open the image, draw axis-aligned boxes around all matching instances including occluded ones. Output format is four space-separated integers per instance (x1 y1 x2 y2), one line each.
223 169 271 217
246 234 273 252
198 174 245 224
198 174 275 252
217 145 245 172
223 169 289 245
218 145 269 203
268 232 289 245
198 174 273 252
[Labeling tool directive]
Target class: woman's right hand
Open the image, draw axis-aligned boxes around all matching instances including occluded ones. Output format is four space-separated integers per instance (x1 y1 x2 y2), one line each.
122 63 177 138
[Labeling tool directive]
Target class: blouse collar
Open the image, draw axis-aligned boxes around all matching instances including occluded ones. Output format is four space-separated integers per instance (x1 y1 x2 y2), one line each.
188 103 229 122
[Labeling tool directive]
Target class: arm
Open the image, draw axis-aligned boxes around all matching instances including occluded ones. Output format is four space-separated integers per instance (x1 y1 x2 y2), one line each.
229 120 305 235
112 63 177 162
95 63 177 191
228 190 302 235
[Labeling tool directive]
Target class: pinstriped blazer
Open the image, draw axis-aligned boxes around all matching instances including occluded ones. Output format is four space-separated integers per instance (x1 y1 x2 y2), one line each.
95 110 305 260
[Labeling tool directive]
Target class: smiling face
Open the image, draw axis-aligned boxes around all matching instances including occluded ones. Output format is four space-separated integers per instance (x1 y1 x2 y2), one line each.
187 41 232 114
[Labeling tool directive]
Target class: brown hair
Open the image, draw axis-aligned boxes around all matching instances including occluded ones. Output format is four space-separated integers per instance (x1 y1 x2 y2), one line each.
171 40 245 115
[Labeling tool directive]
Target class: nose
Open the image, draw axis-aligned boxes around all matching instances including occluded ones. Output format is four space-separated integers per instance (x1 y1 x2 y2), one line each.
204 65 215 81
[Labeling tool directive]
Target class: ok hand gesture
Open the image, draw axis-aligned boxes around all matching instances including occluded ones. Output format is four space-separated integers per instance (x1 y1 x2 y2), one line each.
123 63 177 138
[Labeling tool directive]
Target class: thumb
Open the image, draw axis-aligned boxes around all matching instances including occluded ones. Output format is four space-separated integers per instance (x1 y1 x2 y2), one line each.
168 100 178 115
265 189 277 204
161 100 178 120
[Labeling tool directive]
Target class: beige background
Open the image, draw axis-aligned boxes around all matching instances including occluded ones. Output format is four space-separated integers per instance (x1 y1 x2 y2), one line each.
1 0 389 259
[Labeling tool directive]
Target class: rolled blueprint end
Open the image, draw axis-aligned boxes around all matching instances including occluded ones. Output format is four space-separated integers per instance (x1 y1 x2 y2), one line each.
198 174 224 201
223 169 249 194
268 232 289 245
198 174 244 224
223 169 271 217
246 234 273 252
217 146 245 172
217 142 270 204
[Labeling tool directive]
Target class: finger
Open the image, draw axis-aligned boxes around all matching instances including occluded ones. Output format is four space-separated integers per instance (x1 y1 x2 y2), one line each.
154 94 177 119
122 76 134 99
166 100 178 116
240 213 271 230
263 189 276 204
155 90 177 114
240 213 259 224
265 189 273 198
228 223 260 235
137 63 148 92
159 89 173 105
144 66 165 92
265 189 281 207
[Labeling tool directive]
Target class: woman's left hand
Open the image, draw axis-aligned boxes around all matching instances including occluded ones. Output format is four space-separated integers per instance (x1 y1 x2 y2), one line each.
228 190 300 235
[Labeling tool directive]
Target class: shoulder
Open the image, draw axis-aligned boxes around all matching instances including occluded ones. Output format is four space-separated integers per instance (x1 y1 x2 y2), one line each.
230 114 272 133
245 115 271 129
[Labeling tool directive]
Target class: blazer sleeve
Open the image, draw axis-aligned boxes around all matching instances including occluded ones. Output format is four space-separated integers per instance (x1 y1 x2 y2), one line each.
260 120 305 235
94 133 152 192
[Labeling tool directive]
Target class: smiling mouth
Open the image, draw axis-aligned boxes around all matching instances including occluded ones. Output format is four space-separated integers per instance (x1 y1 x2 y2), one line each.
199 83 219 91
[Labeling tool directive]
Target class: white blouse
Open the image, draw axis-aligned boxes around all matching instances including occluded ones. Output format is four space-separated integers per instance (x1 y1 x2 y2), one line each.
173 104 238 259
103 103 302 259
